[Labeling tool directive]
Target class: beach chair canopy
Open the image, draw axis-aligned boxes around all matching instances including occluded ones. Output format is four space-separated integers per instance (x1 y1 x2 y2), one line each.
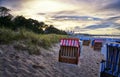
107 42 120 47
60 38 80 47
91 39 104 44
79 37 90 41
94 40 103 43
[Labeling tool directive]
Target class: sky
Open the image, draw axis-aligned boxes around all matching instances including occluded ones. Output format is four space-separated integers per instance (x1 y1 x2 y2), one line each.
0 0 120 34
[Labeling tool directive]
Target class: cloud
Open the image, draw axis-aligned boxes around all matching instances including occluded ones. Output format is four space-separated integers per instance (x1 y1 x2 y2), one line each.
84 25 109 29
83 15 120 30
37 13 46 15
50 15 102 21
104 0 120 11
52 10 78 15
84 22 120 30
107 16 120 21
73 26 90 32
0 0 25 10
0 0 120 34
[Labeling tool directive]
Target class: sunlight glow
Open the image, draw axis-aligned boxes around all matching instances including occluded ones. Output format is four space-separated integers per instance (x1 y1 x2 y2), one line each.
12 0 77 22
23 0 76 13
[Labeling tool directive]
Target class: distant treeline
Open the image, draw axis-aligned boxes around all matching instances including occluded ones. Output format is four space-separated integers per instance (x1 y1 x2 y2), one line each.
0 6 67 35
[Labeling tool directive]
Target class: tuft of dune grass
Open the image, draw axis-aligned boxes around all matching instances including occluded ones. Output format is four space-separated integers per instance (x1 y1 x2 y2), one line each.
0 27 68 55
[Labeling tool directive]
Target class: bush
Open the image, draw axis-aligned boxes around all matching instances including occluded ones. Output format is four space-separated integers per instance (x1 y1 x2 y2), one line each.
0 28 17 43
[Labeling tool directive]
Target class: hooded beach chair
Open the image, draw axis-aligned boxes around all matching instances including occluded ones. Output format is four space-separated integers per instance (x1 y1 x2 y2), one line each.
93 40 103 51
91 39 95 48
58 38 80 64
100 42 120 77
82 38 90 46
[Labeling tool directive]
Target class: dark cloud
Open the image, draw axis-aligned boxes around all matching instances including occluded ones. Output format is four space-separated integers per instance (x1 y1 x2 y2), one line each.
0 0 5 5
51 15 102 21
37 13 46 15
107 16 120 20
53 10 77 15
73 26 89 32
84 22 120 30
36 10 77 17
104 0 120 11
0 0 25 10
84 25 110 29
83 15 120 30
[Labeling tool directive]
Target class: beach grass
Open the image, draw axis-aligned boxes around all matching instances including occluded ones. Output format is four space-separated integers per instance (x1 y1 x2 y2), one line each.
0 27 68 54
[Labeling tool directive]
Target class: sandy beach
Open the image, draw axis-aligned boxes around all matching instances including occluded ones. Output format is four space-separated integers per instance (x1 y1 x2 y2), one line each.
0 43 103 77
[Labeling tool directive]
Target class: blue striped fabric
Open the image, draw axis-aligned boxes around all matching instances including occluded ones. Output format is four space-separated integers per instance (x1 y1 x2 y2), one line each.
104 42 120 76
80 37 90 41
107 43 120 47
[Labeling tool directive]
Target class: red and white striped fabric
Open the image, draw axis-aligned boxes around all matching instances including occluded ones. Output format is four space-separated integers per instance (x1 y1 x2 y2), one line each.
94 40 103 43
60 38 79 47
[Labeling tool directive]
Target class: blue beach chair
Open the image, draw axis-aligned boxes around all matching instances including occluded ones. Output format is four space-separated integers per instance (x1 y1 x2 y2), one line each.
100 42 120 77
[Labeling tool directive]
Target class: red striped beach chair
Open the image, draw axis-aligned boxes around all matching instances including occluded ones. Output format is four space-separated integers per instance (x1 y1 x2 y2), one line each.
58 38 80 64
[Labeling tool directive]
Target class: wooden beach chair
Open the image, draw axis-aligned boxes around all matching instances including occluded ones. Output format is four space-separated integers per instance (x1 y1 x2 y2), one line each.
100 42 120 77
93 40 103 51
82 40 90 46
58 38 80 64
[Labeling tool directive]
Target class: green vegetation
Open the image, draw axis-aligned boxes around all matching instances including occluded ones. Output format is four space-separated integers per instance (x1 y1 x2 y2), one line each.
0 6 67 35
0 6 68 55
0 27 67 46
0 28 67 55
